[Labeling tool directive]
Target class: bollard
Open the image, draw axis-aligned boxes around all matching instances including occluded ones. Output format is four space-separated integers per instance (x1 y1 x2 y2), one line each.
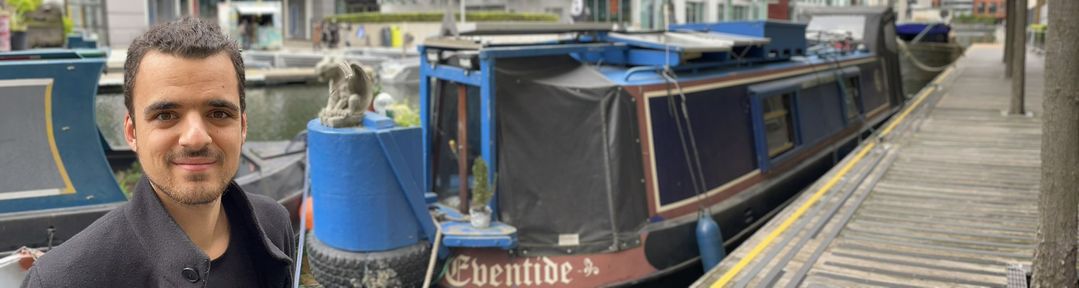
307 119 422 252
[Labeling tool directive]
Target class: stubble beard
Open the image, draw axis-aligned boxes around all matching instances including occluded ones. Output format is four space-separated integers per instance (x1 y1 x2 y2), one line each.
146 148 236 206
148 172 231 206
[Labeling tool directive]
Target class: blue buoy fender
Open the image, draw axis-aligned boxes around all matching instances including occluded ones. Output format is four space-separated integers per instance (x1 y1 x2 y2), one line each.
696 210 726 272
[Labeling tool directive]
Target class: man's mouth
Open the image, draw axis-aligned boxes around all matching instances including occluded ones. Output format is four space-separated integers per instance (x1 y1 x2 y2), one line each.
172 159 218 172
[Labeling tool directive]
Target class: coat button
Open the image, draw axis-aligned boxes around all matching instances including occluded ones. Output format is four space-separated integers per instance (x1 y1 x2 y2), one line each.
182 267 200 283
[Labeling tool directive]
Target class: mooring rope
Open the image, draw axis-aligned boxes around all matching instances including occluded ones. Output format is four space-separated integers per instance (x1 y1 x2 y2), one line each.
896 40 960 72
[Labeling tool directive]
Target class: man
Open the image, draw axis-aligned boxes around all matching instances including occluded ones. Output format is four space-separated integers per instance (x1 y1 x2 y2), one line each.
22 17 295 287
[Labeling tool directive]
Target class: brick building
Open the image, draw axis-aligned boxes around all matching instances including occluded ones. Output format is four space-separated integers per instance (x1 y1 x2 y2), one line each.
972 0 1005 20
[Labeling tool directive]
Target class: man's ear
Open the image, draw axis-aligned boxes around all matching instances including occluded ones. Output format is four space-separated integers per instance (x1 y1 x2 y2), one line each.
241 112 247 144
124 114 137 152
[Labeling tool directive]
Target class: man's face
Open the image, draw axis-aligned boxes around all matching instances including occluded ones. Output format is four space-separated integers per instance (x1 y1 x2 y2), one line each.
124 50 246 206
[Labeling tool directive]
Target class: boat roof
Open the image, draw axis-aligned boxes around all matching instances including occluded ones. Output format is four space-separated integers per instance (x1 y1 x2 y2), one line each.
421 20 873 87
598 52 875 87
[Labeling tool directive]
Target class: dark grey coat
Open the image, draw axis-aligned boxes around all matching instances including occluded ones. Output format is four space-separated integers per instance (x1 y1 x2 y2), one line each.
21 177 295 287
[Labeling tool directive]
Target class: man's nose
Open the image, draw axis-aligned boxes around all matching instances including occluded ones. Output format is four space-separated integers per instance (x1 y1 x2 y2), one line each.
178 114 213 149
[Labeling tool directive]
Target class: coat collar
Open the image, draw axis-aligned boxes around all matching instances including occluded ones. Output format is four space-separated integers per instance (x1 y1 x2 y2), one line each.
124 176 291 285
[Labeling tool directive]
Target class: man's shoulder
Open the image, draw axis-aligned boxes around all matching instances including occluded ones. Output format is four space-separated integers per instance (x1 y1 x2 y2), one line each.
243 192 294 247
25 204 146 286
244 192 290 231
40 205 136 261
241 192 295 263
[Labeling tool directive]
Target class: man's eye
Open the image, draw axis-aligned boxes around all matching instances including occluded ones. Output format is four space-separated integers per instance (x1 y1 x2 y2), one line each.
155 113 177 121
210 111 230 119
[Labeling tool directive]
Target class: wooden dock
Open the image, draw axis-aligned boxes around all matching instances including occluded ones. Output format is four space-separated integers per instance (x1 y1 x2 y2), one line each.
694 44 1045 288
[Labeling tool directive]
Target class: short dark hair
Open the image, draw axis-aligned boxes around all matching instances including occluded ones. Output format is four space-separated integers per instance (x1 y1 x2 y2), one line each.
123 16 245 120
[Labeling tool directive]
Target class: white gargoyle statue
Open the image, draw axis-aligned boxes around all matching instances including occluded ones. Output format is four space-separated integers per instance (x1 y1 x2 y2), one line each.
315 58 375 128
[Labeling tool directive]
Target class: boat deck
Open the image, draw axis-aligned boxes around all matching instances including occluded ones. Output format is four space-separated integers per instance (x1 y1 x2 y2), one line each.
694 44 1047 287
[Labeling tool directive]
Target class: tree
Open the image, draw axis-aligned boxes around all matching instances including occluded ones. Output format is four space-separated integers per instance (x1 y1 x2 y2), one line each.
1031 0 1079 286
6 0 42 32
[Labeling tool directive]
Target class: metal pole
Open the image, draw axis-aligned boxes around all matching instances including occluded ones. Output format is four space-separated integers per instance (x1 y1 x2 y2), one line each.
662 0 669 27
1004 0 1013 72
460 0 465 23
607 0 612 22
595 0 600 22
1008 0 1026 114
619 0 623 25
457 84 470 213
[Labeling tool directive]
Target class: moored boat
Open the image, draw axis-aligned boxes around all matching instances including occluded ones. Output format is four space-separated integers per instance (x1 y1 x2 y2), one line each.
304 7 907 287
893 21 963 98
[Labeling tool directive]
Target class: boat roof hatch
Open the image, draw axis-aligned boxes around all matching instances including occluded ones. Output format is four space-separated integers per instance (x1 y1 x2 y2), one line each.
423 20 806 69
424 34 579 50
453 22 614 36
606 32 739 53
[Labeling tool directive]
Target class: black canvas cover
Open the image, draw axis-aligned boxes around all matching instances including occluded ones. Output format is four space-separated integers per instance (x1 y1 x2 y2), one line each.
494 56 648 254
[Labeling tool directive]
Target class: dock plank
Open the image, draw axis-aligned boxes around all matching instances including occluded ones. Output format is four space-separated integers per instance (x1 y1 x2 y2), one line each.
694 44 1046 287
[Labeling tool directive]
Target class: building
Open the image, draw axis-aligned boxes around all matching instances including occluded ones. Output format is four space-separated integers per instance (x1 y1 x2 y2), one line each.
377 0 781 32
632 0 775 30
63 0 110 48
788 0 853 22
1030 0 1045 24
768 0 790 20
885 0 941 22
972 0 1004 20
378 0 575 19
939 0 973 16
89 0 343 47
104 0 150 47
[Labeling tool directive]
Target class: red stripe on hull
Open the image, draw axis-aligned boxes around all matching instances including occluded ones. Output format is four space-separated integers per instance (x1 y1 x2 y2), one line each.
441 245 656 287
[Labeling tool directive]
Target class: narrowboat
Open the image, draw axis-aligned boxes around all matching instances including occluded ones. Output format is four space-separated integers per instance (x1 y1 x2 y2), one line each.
303 7 905 287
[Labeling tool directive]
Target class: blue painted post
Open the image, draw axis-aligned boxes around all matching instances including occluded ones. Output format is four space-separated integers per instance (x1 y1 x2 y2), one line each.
419 46 432 193
749 93 770 172
479 56 498 218
697 211 726 271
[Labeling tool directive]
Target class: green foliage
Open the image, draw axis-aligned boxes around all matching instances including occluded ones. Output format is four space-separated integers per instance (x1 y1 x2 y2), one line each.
115 162 142 199
952 14 998 25
328 12 558 24
6 0 42 31
470 157 491 208
389 103 420 127
62 16 73 36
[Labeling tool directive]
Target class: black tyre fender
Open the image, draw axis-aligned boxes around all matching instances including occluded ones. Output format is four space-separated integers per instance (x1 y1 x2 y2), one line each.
306 234 431 288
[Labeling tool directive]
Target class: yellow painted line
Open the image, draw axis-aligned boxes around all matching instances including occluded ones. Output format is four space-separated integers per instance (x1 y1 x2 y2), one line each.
878 79 940 137
932 66 955 85
710 141 876 287
44 83 76 194
709 66 952 287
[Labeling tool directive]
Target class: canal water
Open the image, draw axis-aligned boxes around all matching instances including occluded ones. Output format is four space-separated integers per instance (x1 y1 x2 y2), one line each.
96 83 419 147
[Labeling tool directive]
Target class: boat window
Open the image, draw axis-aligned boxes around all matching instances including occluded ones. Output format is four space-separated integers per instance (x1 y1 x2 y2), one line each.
430 81 483 203
842 76 861 122
763 93 795 157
